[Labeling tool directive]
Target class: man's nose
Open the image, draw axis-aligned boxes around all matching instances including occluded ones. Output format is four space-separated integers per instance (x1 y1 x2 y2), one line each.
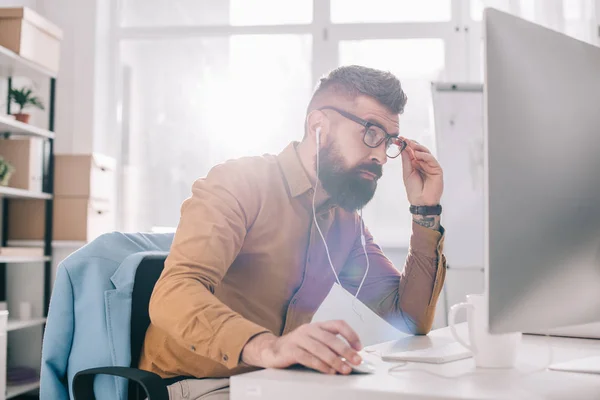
370 143 387 165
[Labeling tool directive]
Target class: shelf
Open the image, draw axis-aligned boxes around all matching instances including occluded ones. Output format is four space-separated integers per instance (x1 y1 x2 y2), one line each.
0 256 50 263
0 42 56 79
7 318 46 332
0 114 55 139
0 187 52 200
7 240 86 249
6 380 40 399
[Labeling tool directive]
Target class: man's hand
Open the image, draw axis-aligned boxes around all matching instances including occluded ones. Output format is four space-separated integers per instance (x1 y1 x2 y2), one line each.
400 138 444 207
241 320 363 375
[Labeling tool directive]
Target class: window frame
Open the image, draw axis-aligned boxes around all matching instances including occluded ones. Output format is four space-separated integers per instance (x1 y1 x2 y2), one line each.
110 0 472 235
110 0 600 235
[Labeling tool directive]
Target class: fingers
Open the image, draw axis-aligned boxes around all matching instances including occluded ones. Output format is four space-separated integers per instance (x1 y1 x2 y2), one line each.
293 347 335 375
410 142 431 154
297 335 352 375
401 146 414 176
413 151 443 175
277 321 364 375
308 328 362 366
413 151 436 164
319 320 362 351
401 136 431 155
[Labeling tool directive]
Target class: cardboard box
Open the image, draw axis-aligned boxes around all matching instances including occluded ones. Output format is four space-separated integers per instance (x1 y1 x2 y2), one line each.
0 137 44 192
53 197 112 241
6 198 44 240
0 7 62 73
54 154 116 201
7 197 113 241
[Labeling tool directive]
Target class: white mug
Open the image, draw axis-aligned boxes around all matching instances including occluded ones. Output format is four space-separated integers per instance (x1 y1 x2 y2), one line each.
448 293 521 368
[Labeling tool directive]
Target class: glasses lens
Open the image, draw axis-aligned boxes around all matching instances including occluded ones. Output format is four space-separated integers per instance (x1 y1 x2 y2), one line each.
363 126 386 147
386 144 401 158
386 138 405 158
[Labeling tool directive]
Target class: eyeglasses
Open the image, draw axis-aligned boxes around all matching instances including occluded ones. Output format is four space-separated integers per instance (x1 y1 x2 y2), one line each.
318 106 407 158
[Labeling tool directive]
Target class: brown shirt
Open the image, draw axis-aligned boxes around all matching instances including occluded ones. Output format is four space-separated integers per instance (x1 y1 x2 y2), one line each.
139 142 447 379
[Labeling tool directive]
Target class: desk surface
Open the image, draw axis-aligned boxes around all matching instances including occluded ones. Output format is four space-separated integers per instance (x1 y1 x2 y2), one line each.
230 324 600 400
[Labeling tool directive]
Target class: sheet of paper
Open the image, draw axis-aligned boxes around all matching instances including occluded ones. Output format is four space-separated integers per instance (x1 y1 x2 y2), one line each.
311 283 409 347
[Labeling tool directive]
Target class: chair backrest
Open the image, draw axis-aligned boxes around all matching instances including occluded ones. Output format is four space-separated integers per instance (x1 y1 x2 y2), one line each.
128 254 167 400
129 254 167 369
41 232 175 400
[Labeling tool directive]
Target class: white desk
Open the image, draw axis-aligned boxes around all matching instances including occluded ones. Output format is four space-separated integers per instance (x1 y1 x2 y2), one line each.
231 324 600 400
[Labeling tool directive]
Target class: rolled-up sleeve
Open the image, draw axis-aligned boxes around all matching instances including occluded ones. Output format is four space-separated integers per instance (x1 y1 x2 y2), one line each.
149 162 270 370
340 220 446 335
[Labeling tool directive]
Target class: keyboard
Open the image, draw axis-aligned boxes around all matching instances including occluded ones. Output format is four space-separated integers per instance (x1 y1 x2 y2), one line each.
381 342 473 364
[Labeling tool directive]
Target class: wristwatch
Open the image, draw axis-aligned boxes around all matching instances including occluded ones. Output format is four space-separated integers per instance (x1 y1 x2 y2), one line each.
409 204 442 216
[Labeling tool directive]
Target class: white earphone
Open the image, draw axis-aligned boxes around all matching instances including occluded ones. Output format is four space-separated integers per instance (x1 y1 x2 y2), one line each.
316 126 321 146
312 125 370 320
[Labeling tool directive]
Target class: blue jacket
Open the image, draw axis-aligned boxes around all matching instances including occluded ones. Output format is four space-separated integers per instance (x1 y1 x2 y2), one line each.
40 232 174 400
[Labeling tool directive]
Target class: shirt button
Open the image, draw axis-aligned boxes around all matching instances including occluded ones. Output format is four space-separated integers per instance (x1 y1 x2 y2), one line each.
190 345 196 351
223 354 229 362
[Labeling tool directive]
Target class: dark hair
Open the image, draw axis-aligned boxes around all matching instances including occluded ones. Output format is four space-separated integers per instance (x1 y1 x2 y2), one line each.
309 65 408 115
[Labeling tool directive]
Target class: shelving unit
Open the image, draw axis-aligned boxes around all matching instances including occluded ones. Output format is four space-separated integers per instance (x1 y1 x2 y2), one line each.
0 115 55 140
7 240 86 249
0 187 51 200
0 256 50 264
0 44 55 82
0 41 56 399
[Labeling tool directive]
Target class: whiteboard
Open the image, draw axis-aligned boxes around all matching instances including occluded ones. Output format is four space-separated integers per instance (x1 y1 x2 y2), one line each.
431 83 485 269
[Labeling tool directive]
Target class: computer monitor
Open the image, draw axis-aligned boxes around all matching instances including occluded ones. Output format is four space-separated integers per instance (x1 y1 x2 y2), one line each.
483 8 600 336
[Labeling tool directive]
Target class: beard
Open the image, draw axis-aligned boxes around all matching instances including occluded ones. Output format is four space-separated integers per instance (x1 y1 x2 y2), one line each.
317 140 382 212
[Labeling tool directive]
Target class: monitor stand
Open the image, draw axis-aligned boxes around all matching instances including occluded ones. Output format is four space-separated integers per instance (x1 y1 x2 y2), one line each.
549 356 600 374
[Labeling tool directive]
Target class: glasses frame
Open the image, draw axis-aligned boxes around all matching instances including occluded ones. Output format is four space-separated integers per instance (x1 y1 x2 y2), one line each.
318 106 407 158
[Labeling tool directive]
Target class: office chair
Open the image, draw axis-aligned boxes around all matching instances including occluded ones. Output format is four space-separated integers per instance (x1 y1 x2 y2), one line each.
72 254 171 400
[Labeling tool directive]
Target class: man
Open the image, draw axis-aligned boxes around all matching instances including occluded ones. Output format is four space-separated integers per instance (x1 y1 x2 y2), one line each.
140 65 447 399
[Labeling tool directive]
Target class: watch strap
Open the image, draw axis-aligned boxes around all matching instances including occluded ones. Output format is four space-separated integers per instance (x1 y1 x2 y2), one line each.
410 204 442 216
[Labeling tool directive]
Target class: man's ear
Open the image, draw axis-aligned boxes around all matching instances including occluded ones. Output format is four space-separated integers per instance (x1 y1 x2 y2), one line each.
306 109 328 145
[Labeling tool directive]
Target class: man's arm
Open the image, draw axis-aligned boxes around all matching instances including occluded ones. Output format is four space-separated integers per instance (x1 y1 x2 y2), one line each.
339 218 446 335
412 214 441 231
148 162 270 370
149 161 365 376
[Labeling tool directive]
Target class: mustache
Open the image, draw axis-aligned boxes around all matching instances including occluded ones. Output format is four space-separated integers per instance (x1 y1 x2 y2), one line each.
354 163 382 179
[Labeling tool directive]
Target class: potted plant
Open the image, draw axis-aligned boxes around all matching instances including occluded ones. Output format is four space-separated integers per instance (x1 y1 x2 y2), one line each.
9 87 45 124
0 156 14 186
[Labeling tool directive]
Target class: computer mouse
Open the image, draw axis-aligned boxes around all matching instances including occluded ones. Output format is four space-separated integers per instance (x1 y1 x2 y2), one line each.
349 359 376 374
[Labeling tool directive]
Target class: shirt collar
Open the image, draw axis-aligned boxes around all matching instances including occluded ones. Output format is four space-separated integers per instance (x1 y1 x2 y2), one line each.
277 141 314 198
277 142 334 212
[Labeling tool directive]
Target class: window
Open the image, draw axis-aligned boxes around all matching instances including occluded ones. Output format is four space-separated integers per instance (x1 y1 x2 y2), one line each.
470 0 512 21
331 0 452 23
113 0 598 245
115 0 459 242
471 0 596 36
563 0 597 43
229 0 313 25
120 35 311 231
470 0 598 82
121 0 313 27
